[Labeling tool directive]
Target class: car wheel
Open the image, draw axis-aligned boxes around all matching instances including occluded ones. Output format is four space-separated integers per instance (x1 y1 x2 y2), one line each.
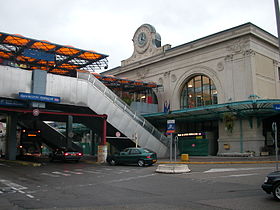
273 182 280 201
108 158 117 166
137 159 145 167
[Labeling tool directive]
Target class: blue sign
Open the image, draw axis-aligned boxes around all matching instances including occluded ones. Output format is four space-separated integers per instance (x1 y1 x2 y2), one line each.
0 99 26 107
23 49 55 61
19 92 60 103
167 119 175 133
274 104 280 111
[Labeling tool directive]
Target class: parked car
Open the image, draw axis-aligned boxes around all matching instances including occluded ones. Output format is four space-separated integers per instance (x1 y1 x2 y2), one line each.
49 148 83 162
262 171 280 200
106 147 157 167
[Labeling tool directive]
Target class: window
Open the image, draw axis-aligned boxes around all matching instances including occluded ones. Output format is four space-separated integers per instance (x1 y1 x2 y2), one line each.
180 75 218 109
130 149 141 154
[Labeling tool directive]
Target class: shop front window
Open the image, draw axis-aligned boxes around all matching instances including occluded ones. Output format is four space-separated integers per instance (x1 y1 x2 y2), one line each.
181 75 218 109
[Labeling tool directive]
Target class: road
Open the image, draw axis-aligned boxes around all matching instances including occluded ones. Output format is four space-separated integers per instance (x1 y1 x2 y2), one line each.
0 161 279 210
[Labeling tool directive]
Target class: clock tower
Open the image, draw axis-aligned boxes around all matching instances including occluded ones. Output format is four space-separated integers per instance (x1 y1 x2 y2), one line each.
121 24 170 67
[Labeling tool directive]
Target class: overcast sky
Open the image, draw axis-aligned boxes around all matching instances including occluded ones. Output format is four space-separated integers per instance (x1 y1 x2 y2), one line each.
0 0 277 72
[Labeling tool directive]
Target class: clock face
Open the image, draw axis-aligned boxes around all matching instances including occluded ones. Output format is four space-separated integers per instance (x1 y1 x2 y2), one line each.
134 26 150 54
137 32 147 46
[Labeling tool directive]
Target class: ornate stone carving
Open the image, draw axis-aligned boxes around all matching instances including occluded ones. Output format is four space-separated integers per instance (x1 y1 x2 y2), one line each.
226 38 249 54
136 68 149 79
224 54 233 62
243 49 255 57
217 62 224 71
164 71 170 78
171 74 177 82
158 77 163 85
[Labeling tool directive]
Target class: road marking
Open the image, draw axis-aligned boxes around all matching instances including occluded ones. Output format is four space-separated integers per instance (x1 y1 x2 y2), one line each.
0 163 8 167
204 167 274 173
109 173 156 183
75 169 102 174
41 173 60 177
0 179 27 190
0 179 34 198
52 171 71 176
221 173 259 178
63 170 83 175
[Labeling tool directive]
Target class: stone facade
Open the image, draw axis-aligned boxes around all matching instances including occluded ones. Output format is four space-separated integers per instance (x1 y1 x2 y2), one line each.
103 23 279 156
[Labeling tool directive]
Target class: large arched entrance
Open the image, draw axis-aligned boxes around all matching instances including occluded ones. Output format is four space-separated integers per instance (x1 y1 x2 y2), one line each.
180 75 218 109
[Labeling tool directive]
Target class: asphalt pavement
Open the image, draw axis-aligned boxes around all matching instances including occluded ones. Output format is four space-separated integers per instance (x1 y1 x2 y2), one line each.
1 154 279 167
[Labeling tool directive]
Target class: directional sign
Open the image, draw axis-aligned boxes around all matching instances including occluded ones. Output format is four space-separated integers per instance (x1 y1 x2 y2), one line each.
274 104 280 111
19 92 60 103
167 119 175 133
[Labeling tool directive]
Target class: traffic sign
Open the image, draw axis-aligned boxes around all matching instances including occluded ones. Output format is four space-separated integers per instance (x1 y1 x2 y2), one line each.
32 109 40 116
167 119 175 133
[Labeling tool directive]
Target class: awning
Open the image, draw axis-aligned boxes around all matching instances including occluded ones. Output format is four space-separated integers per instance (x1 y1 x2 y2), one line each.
143 99 280 122
91 73 158 92
0 32 108 77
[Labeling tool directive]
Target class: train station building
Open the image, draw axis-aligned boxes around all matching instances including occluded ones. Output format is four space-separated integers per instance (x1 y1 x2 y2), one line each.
103 23 280 156
1 22 280 160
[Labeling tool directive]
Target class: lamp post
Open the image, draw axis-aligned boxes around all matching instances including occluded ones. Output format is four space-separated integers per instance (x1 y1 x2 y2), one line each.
275 0 280 52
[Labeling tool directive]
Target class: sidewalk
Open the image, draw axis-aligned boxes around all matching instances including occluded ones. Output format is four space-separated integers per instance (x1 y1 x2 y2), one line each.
158 155 280 164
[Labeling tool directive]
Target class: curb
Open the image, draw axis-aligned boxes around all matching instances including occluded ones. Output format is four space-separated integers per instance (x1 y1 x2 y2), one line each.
158 161 280 164
156 164 191 174
0 159 41 167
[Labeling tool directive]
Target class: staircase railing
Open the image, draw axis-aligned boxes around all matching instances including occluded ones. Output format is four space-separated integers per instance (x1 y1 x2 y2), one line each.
82 73 169 146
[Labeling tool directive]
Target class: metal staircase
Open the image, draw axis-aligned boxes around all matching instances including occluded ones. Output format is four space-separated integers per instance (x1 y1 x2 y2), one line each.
0 66 169 157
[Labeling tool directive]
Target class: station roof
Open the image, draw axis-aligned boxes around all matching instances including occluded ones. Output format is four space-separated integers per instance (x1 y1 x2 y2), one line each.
0 32 108 77
143 99 280 122
91 73 158 92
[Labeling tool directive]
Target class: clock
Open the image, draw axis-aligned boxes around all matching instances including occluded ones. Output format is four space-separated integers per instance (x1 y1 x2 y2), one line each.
137 32 147 46
134 27 150 54
133 24 161 55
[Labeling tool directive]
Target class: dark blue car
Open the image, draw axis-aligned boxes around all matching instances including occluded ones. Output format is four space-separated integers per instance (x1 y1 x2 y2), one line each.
262 171 280 201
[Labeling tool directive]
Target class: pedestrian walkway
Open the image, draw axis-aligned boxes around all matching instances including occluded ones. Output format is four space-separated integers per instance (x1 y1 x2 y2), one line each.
159 155 280 164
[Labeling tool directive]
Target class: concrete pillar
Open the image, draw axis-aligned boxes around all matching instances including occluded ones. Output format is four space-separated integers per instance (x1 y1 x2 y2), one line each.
66 115 73 149
98 116 107 163
31 69 47 108
6 113 18 160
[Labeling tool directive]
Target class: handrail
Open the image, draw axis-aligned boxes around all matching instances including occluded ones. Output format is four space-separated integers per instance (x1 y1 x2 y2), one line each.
88 73 169 146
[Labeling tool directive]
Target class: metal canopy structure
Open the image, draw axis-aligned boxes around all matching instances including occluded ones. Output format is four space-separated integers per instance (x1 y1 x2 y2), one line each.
143 99 280 122
0 32 108 77
92 73 158 92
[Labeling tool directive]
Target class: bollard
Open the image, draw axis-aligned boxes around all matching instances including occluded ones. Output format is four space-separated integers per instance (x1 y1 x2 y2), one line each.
181 154 189 161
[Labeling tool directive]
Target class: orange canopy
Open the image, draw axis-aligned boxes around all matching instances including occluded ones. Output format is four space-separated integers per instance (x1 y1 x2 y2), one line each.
0 32 108 77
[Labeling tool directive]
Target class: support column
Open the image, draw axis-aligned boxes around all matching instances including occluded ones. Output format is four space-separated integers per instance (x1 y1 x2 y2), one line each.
98 116 107 163
66 115 73 149
6 113 18 160
101 117 107 145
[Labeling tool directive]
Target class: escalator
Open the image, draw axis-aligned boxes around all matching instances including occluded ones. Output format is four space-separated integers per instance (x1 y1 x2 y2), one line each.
19 119 82 152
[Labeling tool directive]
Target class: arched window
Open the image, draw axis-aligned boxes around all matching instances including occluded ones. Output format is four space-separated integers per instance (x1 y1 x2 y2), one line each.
181 75 217 109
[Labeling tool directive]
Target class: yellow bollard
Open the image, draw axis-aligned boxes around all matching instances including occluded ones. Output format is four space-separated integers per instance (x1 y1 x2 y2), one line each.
181 154 189 161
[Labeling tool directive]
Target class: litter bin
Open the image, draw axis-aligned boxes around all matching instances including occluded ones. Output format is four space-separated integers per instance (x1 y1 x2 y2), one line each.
181 154 189 161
